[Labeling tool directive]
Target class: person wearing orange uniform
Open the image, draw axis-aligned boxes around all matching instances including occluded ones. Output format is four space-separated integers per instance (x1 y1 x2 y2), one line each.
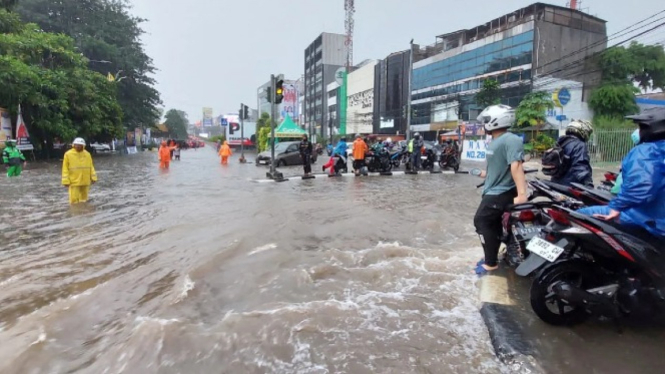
352 133 368 176
218 140 232 164
158 141 172 169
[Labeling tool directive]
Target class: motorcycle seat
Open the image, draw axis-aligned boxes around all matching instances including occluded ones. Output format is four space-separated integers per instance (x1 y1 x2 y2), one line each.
570 182 614 203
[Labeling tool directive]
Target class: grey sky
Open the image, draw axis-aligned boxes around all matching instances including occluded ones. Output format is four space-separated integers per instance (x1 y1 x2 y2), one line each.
129 0 663 123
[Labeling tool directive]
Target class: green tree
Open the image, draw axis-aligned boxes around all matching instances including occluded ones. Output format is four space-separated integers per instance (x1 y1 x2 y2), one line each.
164 109 188 139
257 126 271 152
256 112 274 130
1 0 18 10
514 91 554 128
15 0 162 131
588 84 639 119
475 79 501 108
0 9 123 149
627 42 665 92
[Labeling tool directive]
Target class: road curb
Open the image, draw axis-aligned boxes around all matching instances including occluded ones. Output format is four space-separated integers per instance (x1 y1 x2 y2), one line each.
479 279 544 373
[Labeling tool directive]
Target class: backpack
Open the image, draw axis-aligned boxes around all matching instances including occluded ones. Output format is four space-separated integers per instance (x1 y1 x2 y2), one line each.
541 137 575 178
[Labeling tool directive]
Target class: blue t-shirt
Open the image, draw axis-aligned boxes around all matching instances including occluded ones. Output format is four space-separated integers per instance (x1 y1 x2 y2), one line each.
483 133 524 196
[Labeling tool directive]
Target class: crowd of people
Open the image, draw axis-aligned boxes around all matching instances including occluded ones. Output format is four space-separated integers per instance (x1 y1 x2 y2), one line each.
469 104 665 275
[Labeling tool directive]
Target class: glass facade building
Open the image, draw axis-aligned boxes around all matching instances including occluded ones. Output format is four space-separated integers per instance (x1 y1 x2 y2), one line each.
411 30 534 125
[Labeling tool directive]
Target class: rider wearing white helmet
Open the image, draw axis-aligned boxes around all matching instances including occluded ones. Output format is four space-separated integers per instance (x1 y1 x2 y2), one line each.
471 104 527 275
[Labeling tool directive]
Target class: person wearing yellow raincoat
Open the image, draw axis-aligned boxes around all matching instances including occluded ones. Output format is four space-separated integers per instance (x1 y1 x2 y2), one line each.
218 140 232 164
62 137 97 204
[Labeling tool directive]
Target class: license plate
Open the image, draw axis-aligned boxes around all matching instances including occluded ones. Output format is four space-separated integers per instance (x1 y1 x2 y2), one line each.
516 226 541 236
527 237 565 262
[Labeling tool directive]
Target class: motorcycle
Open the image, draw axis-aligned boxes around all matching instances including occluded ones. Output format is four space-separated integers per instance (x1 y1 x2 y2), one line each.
438 146 460 172
365 149 393 173
519 205 665 326
500 179 586 267
420 147 439 171
389 147 409 169
597 171 619 192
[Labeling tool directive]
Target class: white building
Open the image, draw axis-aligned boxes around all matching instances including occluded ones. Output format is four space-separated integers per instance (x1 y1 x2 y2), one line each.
346 60 378 135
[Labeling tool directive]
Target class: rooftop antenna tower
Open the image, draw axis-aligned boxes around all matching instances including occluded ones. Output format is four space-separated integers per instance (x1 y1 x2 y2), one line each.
344 0 355 70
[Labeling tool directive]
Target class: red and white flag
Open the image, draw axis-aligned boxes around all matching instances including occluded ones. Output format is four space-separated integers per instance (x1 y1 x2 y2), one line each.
16 105 34 150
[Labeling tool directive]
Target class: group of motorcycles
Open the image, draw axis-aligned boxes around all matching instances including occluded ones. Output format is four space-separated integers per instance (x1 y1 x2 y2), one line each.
489 172 664 327
360 142 461 173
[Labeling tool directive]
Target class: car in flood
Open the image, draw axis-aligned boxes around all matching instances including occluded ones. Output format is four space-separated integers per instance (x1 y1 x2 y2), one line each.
256 141 318 167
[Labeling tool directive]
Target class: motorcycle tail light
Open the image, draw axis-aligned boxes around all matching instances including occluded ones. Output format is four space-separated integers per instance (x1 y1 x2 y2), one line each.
518 210 536 222
605 172 617 182
548 209 570 225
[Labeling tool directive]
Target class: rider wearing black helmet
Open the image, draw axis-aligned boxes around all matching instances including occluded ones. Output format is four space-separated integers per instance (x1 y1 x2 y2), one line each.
578 107 665 238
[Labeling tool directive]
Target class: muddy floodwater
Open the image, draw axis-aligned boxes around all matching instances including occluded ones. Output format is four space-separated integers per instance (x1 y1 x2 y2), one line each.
0 148 508 374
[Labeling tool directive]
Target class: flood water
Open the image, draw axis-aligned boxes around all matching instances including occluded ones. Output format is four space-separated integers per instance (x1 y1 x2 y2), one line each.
0 147 515 373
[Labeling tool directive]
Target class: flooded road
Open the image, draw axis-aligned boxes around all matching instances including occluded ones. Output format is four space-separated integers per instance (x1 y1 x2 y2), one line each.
0 148 507 373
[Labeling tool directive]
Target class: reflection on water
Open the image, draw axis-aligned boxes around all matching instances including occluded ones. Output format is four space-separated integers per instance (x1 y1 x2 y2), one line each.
0 148 508 373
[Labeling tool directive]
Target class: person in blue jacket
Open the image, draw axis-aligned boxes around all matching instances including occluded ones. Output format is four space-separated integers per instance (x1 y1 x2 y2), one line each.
578 108 665 238
322 138 348 175
551 120 594 187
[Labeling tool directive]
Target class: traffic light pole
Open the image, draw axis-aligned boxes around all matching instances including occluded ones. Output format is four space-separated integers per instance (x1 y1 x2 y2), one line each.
406 39 414 141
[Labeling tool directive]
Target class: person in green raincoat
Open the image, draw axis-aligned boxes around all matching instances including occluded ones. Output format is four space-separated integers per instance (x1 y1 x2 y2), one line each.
610 129 642 195
2 139 26 177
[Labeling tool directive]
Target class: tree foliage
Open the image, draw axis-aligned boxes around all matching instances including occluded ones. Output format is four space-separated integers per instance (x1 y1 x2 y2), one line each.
589 84 639 119
475 79 501 108
15 0 161 130
599 42 665 91
164 109 188 139
0 9 122 146
514 91 554 128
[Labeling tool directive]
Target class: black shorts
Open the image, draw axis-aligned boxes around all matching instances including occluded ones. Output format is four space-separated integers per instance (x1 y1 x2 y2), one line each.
353 159 365 170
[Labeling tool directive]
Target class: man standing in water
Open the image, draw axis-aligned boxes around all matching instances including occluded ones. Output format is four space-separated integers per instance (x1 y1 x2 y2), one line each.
2 139 26 177
62 137 97 204
299 134 313 176
470 105 527 275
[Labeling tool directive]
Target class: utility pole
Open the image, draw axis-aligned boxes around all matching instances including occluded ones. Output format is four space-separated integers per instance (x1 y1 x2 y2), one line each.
239 103 247 163
270 74 276 175
406 39 414 141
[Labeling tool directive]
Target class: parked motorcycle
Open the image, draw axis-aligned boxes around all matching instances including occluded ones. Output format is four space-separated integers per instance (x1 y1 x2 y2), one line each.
389 147 409 169
519 205 665 326
365 149 393 173
420 147 439 171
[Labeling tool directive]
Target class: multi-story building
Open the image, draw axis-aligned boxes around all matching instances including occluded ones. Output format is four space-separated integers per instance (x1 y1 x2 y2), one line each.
372 45 443 136
346 59 377 135
304 32 347 137
410 3 606 139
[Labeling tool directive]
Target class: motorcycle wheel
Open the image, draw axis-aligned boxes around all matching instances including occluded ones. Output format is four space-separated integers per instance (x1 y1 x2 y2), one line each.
530 260 594 326
383 161 393 172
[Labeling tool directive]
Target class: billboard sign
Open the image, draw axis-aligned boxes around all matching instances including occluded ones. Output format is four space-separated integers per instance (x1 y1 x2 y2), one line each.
202 107 213 127
224 114 257 147
280 83 299 121
0 108 12 148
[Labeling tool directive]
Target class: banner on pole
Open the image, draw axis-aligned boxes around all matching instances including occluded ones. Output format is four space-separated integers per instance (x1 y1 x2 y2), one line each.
16 105 34 151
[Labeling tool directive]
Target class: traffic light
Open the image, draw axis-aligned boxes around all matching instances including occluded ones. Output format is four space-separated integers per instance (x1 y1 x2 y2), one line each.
275 80 284 104
243 105 249 120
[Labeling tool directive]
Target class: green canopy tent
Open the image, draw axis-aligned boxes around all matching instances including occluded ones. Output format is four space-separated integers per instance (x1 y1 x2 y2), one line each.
275 115 306 138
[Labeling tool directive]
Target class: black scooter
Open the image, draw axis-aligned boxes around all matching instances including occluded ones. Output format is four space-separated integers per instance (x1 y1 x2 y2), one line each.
520 206 665 326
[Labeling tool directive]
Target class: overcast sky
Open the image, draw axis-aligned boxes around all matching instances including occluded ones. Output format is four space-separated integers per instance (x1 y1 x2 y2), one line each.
129 0 664 123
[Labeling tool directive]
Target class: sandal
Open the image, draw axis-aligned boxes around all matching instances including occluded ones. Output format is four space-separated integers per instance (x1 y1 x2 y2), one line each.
474 263 491 276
